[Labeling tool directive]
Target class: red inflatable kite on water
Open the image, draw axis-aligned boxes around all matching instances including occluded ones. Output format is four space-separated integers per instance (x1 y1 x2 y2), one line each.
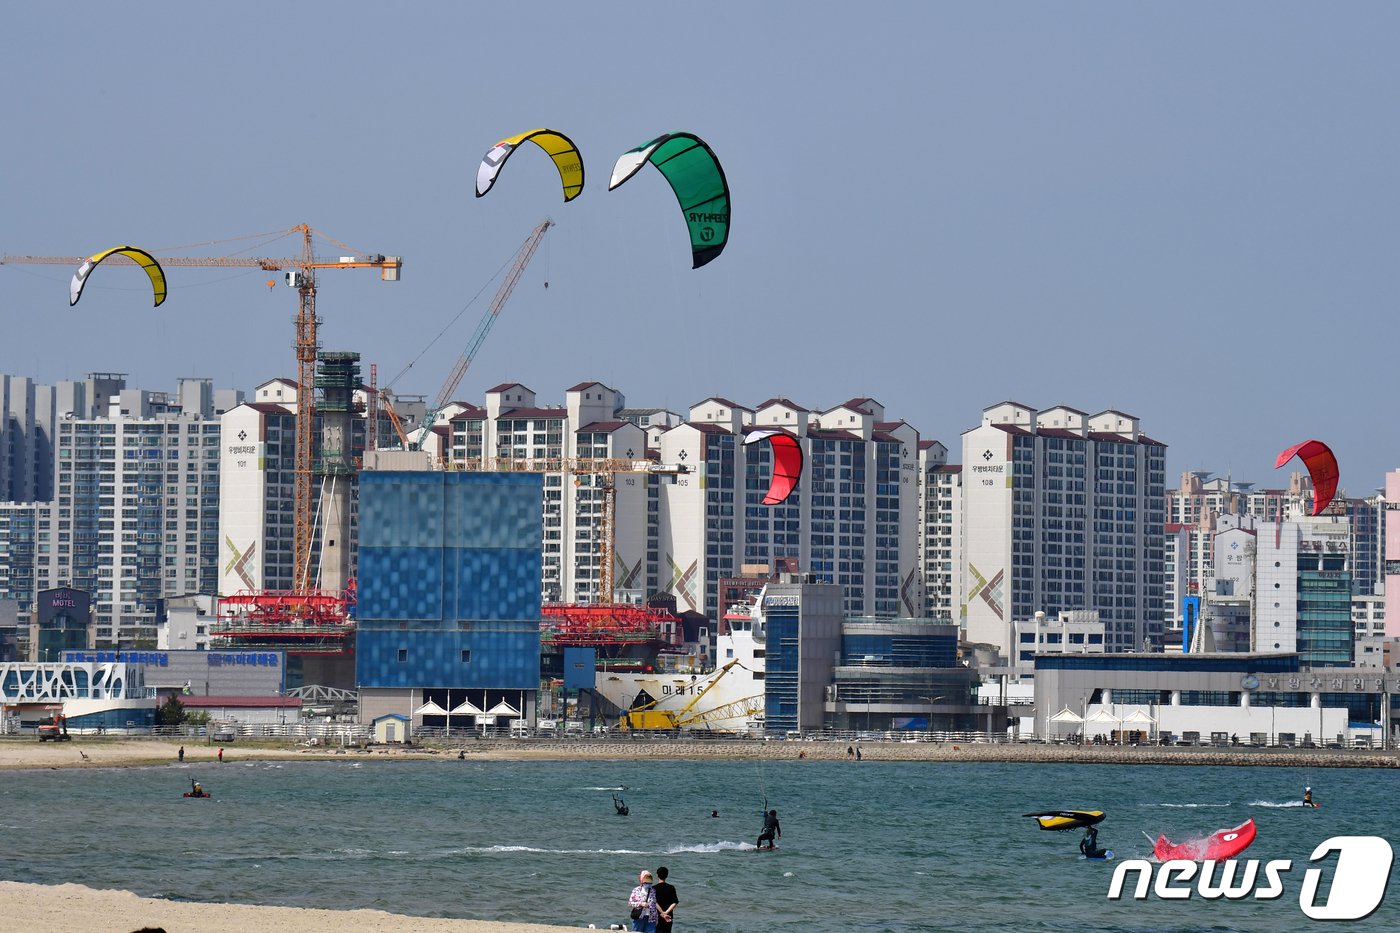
1275 439 1339 516
1154 818 1256 861
744 429 803 505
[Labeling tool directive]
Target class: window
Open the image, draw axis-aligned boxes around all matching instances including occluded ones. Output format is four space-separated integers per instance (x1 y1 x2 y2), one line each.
461 649 471 663
397 648 408 663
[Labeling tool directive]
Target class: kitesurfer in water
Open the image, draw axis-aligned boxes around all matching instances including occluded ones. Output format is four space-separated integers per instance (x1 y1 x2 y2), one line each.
614 793 630 816
1079 825 1104 858
757 809 781 849
1303 786 1314 807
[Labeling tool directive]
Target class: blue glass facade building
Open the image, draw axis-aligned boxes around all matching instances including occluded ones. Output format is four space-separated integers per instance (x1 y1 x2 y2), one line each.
356 471 542 691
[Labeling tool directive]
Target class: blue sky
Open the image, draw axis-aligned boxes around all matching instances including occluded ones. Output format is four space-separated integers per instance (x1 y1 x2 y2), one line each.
3 3 1396 493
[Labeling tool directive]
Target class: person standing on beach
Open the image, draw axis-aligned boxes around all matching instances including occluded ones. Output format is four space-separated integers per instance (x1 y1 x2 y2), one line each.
628 870 658 932
178 746 184 762
217 747 224 763
652 866 678 933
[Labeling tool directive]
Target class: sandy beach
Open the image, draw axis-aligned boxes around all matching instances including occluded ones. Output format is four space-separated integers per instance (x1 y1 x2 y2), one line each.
0 881 581 933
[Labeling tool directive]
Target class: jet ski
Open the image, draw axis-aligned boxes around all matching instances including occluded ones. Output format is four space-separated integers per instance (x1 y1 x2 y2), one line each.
1153 818 1255 861
1024 809 1106 831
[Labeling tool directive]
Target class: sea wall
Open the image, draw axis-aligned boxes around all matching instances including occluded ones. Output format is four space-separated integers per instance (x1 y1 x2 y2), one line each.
464 737 1400 769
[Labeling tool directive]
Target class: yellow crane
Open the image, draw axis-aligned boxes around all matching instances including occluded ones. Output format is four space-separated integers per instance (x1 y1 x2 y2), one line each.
2 226 401 591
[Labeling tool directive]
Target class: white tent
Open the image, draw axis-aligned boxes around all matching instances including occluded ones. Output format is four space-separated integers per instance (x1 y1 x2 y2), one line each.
1123 709 1157 725
449 699 484 716
1049 707 1084 724
414 700 447 716
1087 707 1120 723
485 700 521 718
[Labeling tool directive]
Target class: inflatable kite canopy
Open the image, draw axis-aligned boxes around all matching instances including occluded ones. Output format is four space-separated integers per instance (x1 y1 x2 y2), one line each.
70 246 166 307
744 429 802 505
1274 439 1338 515
475 128 584 202
1153 818 1256 862
608 132 730 269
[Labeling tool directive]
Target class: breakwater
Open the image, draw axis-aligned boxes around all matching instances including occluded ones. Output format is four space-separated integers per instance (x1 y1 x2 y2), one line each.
458 736 1400 768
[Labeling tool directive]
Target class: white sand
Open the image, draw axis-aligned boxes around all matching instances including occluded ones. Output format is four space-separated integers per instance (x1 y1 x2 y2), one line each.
0 881 583 932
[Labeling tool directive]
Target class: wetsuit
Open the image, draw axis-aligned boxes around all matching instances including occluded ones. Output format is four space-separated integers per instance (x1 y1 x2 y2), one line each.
1080 827 1101 858
757 810 780 848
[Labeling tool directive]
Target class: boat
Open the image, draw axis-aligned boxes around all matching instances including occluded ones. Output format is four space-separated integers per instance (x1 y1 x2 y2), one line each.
589 589 770 733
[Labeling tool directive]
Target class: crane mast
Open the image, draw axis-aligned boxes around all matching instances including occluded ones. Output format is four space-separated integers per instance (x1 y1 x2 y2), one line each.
2 226 401 601
414 218 552 448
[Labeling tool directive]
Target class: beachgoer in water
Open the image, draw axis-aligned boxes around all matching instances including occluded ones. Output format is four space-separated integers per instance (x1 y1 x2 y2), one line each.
757 809 781 849
710 809 718 818
614 793 630 816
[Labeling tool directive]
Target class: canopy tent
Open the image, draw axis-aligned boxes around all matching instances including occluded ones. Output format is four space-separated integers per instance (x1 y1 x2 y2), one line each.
1087 707 1121 723
485 700 521 718
449 699 484 716
1049 707 1084 724
414 700 448 716
1123 709 1157 725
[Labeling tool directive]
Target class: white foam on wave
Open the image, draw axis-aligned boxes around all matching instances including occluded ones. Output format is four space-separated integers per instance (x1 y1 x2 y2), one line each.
1248 799 1307 808
456 844 649 855
1141 802 1231 808
585 786 627 791
665 840 752 854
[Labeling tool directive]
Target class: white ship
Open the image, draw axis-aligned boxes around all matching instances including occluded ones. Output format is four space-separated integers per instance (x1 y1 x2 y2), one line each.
591 589 770 733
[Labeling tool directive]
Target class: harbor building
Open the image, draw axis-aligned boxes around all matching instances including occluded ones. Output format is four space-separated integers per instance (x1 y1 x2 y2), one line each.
1034 652 1392 748
355 458 543 732
961 402 1167 661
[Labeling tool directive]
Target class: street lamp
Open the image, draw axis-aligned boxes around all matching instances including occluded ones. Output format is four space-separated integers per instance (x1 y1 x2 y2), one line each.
921 695 946 736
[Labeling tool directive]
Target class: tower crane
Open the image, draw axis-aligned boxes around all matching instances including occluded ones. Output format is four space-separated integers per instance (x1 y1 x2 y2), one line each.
409 218 552 451
2 225 401 592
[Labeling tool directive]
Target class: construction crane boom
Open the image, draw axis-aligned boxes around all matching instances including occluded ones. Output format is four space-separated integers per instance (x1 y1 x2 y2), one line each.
3 225 401 594
413 218 552 448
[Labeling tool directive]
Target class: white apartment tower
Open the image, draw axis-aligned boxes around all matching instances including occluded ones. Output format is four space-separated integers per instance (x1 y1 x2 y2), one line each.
54 396 222 644
961 402 1167 659
658 396 923 621
919 440 961 622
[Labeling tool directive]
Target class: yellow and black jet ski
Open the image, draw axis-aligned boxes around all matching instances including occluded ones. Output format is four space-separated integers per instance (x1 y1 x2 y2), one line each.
1023 809 1105 831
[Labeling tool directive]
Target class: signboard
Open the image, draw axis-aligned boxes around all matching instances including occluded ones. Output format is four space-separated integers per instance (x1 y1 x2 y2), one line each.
563 647 597 690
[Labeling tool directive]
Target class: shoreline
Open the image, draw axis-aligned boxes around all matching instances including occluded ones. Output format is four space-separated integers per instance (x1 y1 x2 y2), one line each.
0 881 580 933
2 735 1397 770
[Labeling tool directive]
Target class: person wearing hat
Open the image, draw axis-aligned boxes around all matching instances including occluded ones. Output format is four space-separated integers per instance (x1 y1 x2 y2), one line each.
628 869 658 932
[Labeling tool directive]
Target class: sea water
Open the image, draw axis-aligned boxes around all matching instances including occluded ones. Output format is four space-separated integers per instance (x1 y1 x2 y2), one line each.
2 754 1397 932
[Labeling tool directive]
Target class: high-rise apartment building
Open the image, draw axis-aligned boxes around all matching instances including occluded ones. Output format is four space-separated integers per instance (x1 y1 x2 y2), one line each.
52 386 224 644
919 441 961 622
961 402 1167 659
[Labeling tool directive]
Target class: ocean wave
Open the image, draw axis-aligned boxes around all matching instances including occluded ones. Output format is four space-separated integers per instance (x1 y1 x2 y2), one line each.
1140 802 1231 808
1248 799 1307 808
664 840 752 854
